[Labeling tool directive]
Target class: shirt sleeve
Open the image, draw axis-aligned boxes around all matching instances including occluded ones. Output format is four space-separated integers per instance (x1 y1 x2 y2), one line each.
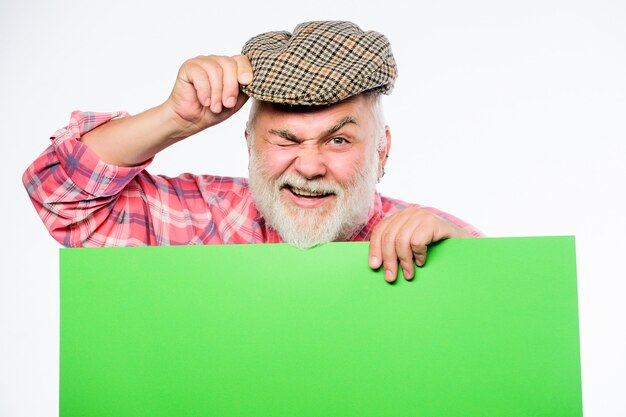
421 206 485 237
22 111 211 247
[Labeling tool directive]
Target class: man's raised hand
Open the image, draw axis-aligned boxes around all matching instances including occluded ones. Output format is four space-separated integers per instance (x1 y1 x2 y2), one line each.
165 55 253 138
79 55 253 167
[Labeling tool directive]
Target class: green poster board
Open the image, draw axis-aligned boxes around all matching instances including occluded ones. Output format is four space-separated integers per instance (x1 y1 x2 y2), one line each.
60 237 582 416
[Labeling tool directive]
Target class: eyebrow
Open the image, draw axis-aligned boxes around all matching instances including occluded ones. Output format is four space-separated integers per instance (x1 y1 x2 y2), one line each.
268 116 357 143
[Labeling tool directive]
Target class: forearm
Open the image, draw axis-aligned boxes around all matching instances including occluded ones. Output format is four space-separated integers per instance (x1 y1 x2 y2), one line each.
80 103 192 167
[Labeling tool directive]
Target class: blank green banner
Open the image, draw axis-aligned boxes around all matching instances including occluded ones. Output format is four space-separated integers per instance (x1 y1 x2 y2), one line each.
60 236 582 416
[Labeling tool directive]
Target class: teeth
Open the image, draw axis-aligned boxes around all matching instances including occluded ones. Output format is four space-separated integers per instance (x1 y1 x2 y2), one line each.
290 186 330 197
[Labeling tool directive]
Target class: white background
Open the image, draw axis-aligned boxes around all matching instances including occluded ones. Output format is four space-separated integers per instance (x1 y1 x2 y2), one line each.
1 0 625 415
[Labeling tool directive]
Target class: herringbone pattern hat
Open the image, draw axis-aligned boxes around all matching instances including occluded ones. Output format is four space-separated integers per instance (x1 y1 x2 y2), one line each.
241 21 397 105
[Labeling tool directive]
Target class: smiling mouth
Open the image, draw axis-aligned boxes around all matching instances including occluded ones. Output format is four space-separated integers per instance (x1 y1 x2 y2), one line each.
283 185 335 198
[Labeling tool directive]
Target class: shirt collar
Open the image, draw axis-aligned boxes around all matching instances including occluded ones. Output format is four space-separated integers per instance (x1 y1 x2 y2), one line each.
347 192 383 242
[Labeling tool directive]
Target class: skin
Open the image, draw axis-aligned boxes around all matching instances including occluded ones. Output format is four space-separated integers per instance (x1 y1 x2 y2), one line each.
80 54 471 283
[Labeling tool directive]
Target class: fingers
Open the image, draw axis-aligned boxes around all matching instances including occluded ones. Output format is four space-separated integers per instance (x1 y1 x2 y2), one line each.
185 65 212 109
369 215 409 283
409 226 431 268
181 55 253 114
233 54 253 85
217 57 243 110
368 218 385 270
396 223 418 280
205 61 224 113
380 215 412 283
369 208 463 283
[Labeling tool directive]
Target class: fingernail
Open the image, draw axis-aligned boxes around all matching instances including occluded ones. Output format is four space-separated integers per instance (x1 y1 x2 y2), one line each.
224 97 236 108
416 256 424 267
370 256 379 267
402 269 410 278
384 269 394 282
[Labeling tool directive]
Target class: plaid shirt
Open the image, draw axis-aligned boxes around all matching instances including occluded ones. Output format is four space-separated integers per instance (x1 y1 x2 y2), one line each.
22 111 482 247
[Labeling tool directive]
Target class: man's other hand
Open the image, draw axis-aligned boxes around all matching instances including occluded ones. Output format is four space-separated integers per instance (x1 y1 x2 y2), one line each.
165 55 253 138
368 207 472 283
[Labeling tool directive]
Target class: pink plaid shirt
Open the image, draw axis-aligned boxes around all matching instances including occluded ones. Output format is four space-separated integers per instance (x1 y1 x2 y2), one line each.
22 111 482 247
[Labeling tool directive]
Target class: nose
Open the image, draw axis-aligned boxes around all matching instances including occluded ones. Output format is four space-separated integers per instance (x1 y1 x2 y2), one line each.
293 145 327 180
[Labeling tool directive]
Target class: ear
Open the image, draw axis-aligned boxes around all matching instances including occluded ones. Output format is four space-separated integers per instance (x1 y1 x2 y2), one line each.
377 125 392 180
244 125 251 157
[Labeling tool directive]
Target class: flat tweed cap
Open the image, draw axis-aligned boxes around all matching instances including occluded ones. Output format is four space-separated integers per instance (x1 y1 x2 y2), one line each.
240 21 397 105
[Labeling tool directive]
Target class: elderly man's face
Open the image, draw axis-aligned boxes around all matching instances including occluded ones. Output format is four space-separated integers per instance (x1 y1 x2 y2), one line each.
246 94 390 248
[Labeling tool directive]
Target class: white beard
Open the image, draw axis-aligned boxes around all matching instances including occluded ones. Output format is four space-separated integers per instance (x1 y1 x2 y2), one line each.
248 148 379 249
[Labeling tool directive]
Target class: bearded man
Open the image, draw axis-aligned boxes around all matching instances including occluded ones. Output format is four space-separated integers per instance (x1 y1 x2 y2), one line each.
23 21 481 283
